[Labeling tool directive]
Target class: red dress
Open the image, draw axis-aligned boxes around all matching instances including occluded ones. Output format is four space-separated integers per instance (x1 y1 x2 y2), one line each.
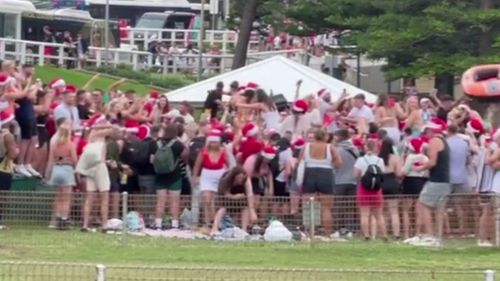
238 137 263 164
357 185 383 208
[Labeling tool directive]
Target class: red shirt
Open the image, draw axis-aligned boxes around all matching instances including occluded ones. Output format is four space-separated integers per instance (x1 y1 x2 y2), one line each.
201 148 226 170
238 137 263 164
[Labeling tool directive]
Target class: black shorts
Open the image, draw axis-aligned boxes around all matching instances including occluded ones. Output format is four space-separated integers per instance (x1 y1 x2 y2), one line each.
251 177 265 196
302 167 334 195
382 173 400 196
273 180 289 197
37 125 49 148
17 118 37 140
402 177 427 195
0 171 13 191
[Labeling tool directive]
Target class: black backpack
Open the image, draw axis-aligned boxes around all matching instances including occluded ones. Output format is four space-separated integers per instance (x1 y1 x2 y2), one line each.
126 139 152 168
188 136 206 168
360 158 384 191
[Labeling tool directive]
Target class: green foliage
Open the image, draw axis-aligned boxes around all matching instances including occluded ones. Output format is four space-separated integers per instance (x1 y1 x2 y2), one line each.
88 65 195 90
287 0 500 81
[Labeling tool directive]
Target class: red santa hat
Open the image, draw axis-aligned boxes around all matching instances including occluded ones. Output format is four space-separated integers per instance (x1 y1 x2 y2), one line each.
126 124 150 140
246 82 259 91
261 146 277 160
65 84 78 94
149 90 160 100
49 78 66 94
0 110 14 126
236 86 247 95
86 113 107 128
317 88 330 99
0 72 14 87
292 138 305 150
242 122 259 137
293 99 308 113
407 138 423 154
207 129 222 143
423 117 447 132
466 118 484 134
224 127 235 142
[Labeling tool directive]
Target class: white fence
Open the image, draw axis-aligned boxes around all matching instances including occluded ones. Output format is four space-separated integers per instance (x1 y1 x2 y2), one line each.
119 27 261 53
0 37 306 74
0 262 495 281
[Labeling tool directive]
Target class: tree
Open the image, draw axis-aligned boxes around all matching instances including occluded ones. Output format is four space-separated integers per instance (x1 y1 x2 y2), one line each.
288 0 500 95
231 0 260 69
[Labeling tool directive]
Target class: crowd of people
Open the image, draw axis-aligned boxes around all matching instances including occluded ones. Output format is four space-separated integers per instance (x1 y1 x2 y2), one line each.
0 59 499 247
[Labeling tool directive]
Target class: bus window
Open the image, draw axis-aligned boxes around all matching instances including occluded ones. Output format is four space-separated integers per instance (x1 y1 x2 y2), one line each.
135 14 167 29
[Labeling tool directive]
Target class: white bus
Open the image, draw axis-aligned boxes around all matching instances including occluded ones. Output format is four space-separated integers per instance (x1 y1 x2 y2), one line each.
87 0 195 26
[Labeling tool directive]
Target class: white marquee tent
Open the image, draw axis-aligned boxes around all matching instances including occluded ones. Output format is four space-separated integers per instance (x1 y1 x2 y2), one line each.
165 56 377 103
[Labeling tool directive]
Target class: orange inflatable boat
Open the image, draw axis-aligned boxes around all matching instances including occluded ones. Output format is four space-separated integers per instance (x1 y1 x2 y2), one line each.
462 65 500 97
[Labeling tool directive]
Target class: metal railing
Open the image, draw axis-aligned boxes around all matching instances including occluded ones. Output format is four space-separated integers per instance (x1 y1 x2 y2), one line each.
0 262 494 281
119 27 261 53
0 38 306 73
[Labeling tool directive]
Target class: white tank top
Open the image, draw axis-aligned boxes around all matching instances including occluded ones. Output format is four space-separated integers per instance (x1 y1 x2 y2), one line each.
261 111 280 130
304 143 333 169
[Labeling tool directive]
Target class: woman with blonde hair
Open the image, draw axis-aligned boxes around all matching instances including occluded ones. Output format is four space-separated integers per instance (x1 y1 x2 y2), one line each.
46 117 77 229
193 129 231 227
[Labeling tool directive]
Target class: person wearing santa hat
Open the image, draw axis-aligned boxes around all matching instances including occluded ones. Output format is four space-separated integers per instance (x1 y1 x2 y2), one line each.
243 145 277 205
53 87 82 132
14 73 42 178
0 109 18 229
45 117 77 230
410 117 451 246
400 137 429 240
237 122 264 164
279 99 312 139
76 113 117 232
192 129 231 227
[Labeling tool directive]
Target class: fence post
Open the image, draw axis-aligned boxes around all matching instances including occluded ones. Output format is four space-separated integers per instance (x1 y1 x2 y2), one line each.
121 192 128 246
58 45 64 67
495 195 500 247
96 264 106 281
309 197 315 246
0 39 4 60
485 270 495 281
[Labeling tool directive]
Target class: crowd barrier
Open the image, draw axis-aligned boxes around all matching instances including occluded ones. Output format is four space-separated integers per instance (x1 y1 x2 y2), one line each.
0 261 494 281
0 190 499 246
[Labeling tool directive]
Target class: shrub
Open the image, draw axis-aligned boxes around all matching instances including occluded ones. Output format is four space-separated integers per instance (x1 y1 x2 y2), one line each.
89 65 195 90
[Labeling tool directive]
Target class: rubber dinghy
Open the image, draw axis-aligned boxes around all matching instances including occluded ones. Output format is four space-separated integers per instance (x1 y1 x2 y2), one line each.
462 65 500 97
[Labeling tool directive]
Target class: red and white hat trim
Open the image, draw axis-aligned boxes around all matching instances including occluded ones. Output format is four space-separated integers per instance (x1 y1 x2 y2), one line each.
292 138 305 150
466 118 484 134
261 146 277 160
293 99 308 113
0 73 14 87
207 129 222 143
86 113 106 128
0 111 14 125
126 125 150 140
49 78 66 90
317 88 330 98
242 122 259 137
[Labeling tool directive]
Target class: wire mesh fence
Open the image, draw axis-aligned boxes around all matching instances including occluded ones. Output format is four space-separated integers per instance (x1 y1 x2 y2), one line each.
0 262 494 281
0 190 499 246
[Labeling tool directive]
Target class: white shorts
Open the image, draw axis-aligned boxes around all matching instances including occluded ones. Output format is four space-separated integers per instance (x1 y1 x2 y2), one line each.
85 162 111 192
199 168 225 193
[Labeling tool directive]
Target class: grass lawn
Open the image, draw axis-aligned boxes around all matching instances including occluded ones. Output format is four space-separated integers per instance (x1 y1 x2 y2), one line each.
0 228 497 280
34 66 162 95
